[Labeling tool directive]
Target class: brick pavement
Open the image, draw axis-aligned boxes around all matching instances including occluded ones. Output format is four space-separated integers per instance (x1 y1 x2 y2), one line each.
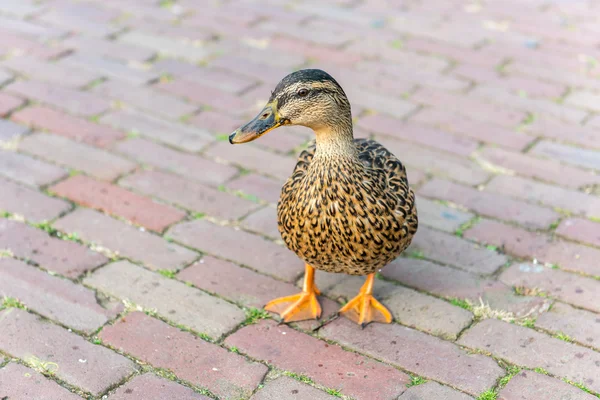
0 0 599 399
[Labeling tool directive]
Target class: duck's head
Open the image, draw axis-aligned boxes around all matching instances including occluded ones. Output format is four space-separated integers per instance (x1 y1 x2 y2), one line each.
229 69 352 144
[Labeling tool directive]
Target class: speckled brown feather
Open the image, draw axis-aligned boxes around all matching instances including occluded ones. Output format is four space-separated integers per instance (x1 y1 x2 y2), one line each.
277 138 418 275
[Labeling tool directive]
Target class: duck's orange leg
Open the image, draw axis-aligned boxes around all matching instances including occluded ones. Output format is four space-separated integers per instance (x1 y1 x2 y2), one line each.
264 264 322 322
338 273 393 327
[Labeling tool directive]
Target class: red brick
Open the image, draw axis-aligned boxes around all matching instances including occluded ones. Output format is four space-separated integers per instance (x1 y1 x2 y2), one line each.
205 141 297 181
178 255 298 308
556 218 600 247
536 302 600 350
320 318 503 397
451 63 500 83
408 169 428 187
253 126 312 154
108 374 209 399
379 283 474 339
62 36 155 63
19 133 136 181
240 83 272 113
270 37 359 66
54 208 197 271
409 225 507 275
2 56 100 88
415 197 474 233
311 62 415 100
198 40 298 69
209 55 289 86
110 4 183 24
588 116 600 130
0 28 67 59
501 262 600 312
401 21 490 48
180 67 258 94
409 108 534 151
100 109 211 152
6 80 110 117
0 2 42 19
93 80 198 119
399 381 474 400
470 85 588 124
153 58 211 77
158 79 250 112
242 206 279 239
458 319 600 393
507 61 600 92
411 87 527 128
168 219 303 282
476 147 600 189
0 363 82 400
227 174 283 204
499 370 598 400
0 149 67 187
485 175 600 218
60 53 159 85
114 138 237 187
0 219 107 278
358 114 478 156
368 137 491 185
404 37 504 67
465 219 600 277
121 170 259 221
0 258 121 333
37 4 120 36
0 119 29 144
226 319 409 400
0 309 136 396
0 176 70 222
454 65 565 98
317 273 396 301
382 258 548 318
251 376 338 400
188 110 245 135
343 86 417 118
420 178 559 229
355 60 467 90
133 15 222 39
101 312 267 398
85 261 245 337
508 19 597 47
523 114 600 149
531 140 600 171
352 45 449 72
50 175 186 232
12 105 125 148
0 92 25 116
262 20 358 47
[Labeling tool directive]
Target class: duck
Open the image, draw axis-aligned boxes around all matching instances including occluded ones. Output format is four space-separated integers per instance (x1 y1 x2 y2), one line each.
229 69 418 326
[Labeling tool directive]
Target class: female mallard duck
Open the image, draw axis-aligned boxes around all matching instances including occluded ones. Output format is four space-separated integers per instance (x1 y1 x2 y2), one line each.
229 69 418 326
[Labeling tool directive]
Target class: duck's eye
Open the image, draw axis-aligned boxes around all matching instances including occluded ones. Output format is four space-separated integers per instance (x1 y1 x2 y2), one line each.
297 88 309 97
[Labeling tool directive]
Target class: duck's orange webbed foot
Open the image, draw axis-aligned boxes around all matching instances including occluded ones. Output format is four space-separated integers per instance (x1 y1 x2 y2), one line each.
338 273 393 327
264 264 322 323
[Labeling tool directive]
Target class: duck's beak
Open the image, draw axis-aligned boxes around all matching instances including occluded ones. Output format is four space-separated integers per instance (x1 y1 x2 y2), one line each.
229 101 283 144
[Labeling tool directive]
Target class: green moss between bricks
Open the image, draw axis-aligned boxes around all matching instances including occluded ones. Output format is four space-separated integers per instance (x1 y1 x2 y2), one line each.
406 375 427 388
449 297 472 311
1 296 26 309
478 389 497 400
243 307 270 325
283 371 314 385
157 269 177 279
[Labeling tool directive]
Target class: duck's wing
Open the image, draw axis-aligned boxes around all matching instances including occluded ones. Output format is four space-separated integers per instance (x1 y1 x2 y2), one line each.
354 138 419 241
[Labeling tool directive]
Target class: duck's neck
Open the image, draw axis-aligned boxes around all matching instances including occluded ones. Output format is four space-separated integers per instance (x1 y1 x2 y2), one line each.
312 116 357 159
